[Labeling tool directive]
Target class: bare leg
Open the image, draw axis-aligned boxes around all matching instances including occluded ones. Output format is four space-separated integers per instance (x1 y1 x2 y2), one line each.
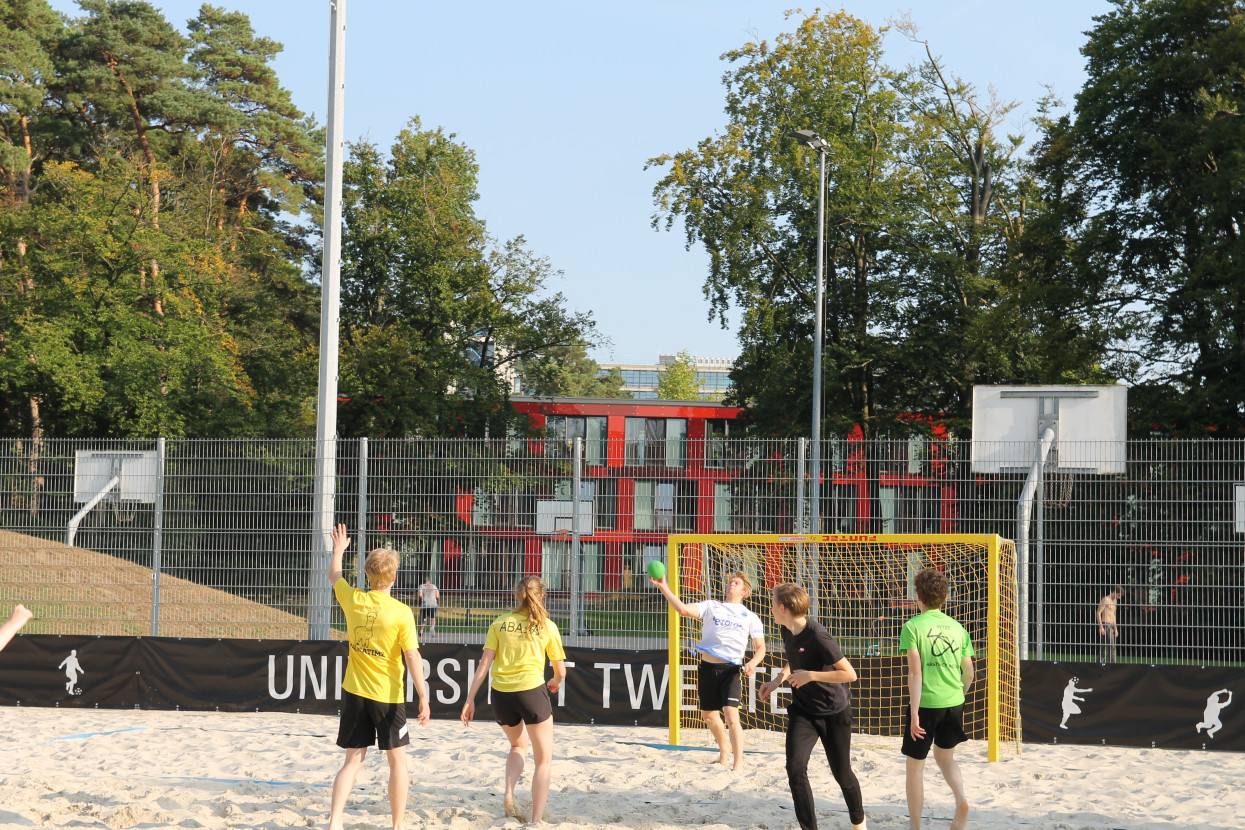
700 710 730 765
905 756 925 830
385 746 409 830
525 716 555 823
722 705 745 772
498 721 530 822
329 747 367 830
933 746 969 830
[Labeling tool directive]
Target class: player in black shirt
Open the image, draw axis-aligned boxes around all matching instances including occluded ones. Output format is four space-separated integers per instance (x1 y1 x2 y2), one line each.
759 582 867 830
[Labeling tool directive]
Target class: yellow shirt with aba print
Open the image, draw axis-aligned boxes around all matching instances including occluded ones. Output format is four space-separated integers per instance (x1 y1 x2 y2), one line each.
484 611 566 693
334 578 419 704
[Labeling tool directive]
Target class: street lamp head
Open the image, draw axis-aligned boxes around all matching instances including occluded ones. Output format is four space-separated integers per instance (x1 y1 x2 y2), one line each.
790 129 829 152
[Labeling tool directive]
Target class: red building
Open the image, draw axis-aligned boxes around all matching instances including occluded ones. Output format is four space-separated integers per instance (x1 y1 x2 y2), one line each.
434 397 745 593
423 396 953 594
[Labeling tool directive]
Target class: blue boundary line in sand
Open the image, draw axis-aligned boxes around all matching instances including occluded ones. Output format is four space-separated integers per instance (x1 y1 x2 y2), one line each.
615 740 781 754
158 775 329 788
9 726 151 749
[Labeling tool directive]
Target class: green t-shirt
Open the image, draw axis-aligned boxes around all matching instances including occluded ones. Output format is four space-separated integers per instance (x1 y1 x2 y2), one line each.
900 609 974 708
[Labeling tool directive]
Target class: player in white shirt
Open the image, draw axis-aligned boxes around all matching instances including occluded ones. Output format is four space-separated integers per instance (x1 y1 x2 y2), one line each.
417 577 439 636
651 570 766 771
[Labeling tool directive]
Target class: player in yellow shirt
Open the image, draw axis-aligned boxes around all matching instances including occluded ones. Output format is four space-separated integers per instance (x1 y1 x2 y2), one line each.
327 524 430 830
461 576 567 824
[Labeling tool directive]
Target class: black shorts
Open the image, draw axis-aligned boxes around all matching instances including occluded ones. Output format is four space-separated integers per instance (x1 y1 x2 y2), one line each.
492 685 552 727
697 660 743 711
419 606 437 622
337 689 409 750
901 705 967 759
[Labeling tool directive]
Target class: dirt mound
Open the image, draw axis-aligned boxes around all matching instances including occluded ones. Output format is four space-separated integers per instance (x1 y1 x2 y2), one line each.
0 529 342 640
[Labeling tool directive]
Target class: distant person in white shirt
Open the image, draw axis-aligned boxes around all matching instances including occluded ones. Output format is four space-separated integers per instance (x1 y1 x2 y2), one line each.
651 569 766 771
418 576 440 636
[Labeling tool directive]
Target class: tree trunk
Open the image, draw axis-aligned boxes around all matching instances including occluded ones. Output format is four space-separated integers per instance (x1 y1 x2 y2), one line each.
28 396 44 518
19 113 33 205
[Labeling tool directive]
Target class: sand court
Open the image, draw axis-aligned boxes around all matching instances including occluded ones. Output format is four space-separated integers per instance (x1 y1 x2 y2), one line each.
0 707 1240 829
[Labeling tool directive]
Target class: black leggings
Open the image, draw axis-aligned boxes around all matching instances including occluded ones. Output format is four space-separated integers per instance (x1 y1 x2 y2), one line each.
785 707 865 828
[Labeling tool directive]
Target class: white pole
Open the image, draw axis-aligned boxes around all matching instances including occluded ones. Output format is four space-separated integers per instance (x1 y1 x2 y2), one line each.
310 0 346 640
151 437 165 637
356 437 368 588
1016 425 1056 661
810 148 826 534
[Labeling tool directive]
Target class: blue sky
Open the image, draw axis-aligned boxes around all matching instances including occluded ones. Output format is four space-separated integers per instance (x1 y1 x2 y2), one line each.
50 0 1114 364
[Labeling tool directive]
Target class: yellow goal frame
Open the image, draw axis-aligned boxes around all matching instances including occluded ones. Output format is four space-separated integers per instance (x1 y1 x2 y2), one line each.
664 533 1015 762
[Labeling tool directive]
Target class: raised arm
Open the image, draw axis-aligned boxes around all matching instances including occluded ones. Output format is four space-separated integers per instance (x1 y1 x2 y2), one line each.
329 523 350 585
649 575 700 620
0 604 33 652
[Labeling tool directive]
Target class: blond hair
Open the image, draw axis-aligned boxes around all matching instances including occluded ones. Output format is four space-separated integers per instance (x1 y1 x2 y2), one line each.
513 575 550 635
365 548 400 589
771 582 809 616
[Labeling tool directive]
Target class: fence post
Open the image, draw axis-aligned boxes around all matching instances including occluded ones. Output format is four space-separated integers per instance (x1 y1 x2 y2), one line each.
151 437 166 637
356 437 368 588
797 437 816 619
570 436 583 644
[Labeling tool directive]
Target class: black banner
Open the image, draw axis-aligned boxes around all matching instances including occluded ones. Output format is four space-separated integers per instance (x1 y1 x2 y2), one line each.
0 635 142 708
5 639 1240 751
1021 660 1245 751
0 636 669 726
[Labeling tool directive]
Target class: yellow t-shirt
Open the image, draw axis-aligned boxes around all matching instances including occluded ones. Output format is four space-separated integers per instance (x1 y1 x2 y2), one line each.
484 611 566 693
334 578 419 704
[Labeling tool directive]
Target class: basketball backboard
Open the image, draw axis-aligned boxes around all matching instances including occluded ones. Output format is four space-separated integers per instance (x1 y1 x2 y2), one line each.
73 450 160 503
536 499 595 535
971 385 1127 474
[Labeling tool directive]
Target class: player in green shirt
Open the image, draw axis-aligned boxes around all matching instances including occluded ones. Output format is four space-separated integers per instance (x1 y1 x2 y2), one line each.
900 568 974 830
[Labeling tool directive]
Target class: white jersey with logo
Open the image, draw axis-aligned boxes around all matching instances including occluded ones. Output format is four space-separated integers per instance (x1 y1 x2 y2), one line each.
687 600 764 664
418 582 438 608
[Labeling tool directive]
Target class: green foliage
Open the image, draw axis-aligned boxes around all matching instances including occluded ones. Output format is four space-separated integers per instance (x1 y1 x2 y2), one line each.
656 350 707 400
337 124 600 436
650 10 1115 437
517 340 630 398
0 0 61 205
0 158 257 436
0 0 320 438
1074 0 1245 431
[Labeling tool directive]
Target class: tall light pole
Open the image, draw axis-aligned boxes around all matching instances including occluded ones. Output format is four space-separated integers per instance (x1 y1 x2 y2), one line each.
792 129 828 534
310 0 347 639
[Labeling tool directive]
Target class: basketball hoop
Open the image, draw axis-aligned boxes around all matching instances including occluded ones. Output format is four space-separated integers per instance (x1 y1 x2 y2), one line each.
1044 469 1074 509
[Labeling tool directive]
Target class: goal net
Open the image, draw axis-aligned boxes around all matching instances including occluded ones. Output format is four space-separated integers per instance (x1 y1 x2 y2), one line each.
664 533 1020 761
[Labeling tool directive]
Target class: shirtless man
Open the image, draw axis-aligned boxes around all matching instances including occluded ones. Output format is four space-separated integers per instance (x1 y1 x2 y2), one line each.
1096 585 1122 663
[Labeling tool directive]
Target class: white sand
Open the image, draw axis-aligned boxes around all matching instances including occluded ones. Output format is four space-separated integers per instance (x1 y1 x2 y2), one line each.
0 707 1239 829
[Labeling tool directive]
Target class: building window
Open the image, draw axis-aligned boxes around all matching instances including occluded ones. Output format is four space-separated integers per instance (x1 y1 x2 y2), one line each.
624 417 686 468
493 486 535 528
595 477 617 531
878 484 941 533
541 540 604 593
634 480 696 531
706 419 733 468
713 481 733 532
545 415 607 466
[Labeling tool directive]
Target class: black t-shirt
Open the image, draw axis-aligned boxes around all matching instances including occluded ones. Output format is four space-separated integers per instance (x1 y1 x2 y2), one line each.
780 618 850 717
